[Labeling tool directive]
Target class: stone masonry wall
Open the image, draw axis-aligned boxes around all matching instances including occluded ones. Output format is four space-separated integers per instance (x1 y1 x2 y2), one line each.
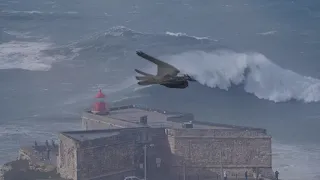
170 166 273 180
172 138 271 167
167 128 268 138
76 130 138 179
82 113 142 130
167 128 272 178
57 134 77 180
82 117 121 130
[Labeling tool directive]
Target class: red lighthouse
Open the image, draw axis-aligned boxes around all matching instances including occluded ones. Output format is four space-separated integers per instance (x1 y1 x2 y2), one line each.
91 89 109 115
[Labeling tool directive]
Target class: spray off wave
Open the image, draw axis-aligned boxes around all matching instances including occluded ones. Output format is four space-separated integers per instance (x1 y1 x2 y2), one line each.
165 50 320 103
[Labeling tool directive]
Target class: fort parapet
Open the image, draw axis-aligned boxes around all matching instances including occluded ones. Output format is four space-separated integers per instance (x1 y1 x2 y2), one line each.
55 105 273 180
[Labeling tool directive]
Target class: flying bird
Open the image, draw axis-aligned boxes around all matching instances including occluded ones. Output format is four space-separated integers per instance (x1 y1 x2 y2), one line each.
135 51 195 89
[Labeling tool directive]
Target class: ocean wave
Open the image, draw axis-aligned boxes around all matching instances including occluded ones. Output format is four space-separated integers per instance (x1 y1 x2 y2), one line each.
165 31 212 40
73 26 212 45
4 30 32 39
69 26 219 56
66 26 320 103
0 41 65 71
257 30 277 36
1 10 80 21
2 10 78 15
161 50 320 103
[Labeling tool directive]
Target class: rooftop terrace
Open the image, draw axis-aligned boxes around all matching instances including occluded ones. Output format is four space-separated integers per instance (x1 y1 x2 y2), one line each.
62 130 121 142
84 105 266 132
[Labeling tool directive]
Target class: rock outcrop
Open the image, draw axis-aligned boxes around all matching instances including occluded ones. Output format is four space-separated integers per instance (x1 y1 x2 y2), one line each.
0 159 61 180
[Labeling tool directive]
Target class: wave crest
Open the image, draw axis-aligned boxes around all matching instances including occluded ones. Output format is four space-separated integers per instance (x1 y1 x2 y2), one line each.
73 26 214 49
165 50 320 103
165 31 211 40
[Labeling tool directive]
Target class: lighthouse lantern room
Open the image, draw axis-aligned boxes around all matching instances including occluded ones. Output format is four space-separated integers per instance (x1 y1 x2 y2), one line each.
91 89 109 115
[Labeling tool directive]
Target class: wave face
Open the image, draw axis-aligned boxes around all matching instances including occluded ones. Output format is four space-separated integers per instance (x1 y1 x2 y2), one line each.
165 50 320 103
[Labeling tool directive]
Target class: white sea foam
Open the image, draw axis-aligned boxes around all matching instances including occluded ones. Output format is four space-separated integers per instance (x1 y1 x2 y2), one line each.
3 30 32 39
165 31 211 40
1 10 79 15
161 50 320 103
257 30 277 36
0 41 64 71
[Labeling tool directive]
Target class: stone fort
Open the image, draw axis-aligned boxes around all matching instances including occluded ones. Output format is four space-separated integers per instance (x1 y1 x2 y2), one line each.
56 99 273 180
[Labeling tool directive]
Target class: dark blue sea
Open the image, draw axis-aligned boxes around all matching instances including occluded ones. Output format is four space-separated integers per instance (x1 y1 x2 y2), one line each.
1 0 320 179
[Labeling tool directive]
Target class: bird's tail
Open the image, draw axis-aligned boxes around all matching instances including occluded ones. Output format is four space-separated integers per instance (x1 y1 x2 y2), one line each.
137 80 153 85
135 69 153 76
135 69 156 85
136 76 150 80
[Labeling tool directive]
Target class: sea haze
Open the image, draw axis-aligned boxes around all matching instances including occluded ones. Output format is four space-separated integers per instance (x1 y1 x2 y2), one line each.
1 0 320 179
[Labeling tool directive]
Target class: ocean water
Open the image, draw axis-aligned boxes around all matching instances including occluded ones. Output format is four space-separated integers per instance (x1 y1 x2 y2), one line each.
1 0 320 179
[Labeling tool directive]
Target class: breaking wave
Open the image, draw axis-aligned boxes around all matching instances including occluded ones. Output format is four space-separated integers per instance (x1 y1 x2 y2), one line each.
0 41 65 71
5 25 318 103
63 26 320 103
164 50 320 103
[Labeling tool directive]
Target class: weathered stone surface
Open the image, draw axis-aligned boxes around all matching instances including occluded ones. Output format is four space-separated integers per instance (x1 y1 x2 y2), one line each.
167 128 273 179
57 134 77 180
172 138 271 166
167 129 269 138
77 141 136 179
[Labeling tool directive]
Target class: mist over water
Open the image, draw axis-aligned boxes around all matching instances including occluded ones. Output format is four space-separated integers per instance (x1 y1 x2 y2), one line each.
1 0 320 179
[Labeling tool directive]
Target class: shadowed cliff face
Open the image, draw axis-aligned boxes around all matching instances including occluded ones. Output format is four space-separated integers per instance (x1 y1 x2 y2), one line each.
0 159 63 180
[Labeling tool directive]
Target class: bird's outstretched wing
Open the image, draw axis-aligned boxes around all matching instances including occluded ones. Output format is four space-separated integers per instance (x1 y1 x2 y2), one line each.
136 51 180 77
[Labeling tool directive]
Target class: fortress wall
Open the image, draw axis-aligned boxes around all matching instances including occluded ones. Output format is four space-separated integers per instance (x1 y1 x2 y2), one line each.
84 170 136 180
170 166 273 180
171 137 272 167
57 134 78 180
82 113 141 130
167 129 272 178
82 117 113 130
77 141 136 179
167 128 268 138
76 132 137 179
